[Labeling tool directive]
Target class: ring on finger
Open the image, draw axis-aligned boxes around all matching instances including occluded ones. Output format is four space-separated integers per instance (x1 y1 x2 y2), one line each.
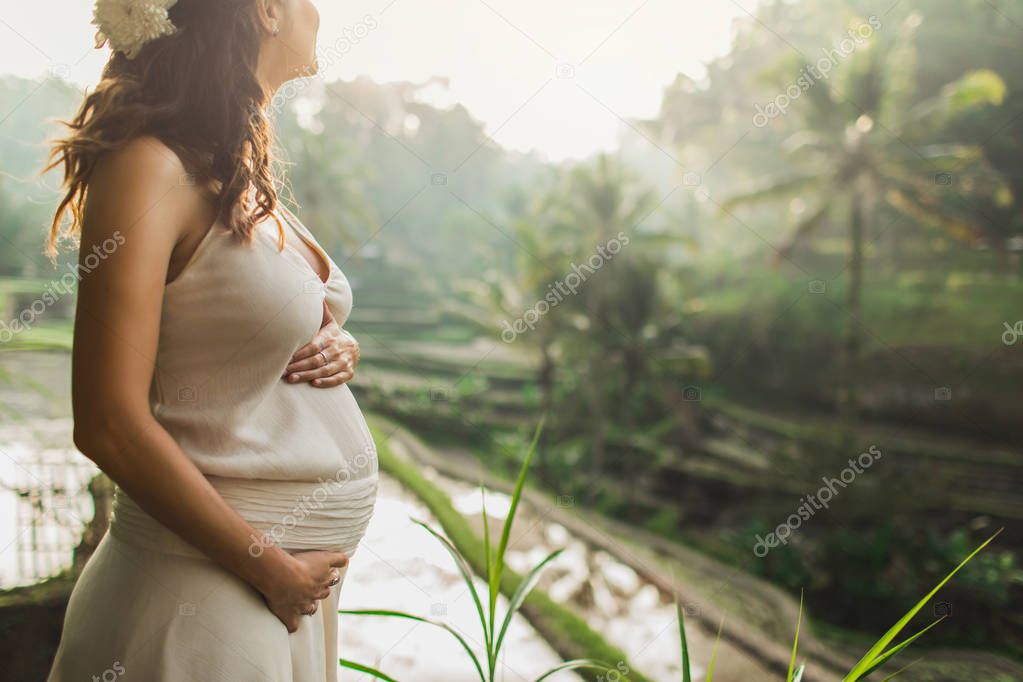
327 568 341 586
318 350 328 366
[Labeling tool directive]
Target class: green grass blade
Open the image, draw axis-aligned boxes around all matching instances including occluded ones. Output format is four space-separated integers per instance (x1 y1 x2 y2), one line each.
480 486 496 679
879 658 920 681
706 618 724 682
341 609 486 682
788 590 803 682
534 659 615 681
856 618 944 679
677 597 691 682
844 529 1000 681
489 419 544 644
339 659 401 681
411 519 491 655
481 484 493 577
494 548 565 655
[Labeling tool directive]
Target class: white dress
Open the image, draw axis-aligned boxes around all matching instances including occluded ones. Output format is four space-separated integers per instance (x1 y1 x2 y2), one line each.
47 205 378 682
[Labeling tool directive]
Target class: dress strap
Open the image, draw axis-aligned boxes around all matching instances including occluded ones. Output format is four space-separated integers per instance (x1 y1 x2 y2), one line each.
276 203 332 281
278 203 314 241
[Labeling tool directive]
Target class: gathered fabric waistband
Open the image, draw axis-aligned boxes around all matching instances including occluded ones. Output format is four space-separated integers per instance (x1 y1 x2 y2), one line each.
109 474 378 559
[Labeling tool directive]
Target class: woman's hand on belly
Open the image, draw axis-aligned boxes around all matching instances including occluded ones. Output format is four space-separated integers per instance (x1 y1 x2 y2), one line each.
283 306 359 388
260 549 349 632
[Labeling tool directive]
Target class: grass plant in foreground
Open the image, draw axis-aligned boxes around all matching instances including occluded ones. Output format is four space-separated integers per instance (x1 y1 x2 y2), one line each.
340 420 615 682
342 418 1002 681
676 531 1001 681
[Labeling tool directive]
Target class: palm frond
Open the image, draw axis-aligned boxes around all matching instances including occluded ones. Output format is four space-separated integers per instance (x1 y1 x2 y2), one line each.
721 174 822 212
775 199 833 264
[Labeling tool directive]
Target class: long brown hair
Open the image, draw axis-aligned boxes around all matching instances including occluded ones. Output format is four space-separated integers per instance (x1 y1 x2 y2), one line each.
45 0 278 256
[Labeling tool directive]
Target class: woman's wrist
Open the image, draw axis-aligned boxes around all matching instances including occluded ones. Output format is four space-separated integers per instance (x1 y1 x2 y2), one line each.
236 540 296 597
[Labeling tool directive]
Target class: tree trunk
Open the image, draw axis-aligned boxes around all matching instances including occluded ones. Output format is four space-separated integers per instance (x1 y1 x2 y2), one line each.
994 242 1009 274
840 192 864 431
588 361 607 493
884 219 900 275
622 348 641 520
537 342 555 485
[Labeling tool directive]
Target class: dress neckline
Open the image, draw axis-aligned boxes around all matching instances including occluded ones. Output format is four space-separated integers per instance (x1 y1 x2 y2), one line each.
165 206 335 290
273 207 332 286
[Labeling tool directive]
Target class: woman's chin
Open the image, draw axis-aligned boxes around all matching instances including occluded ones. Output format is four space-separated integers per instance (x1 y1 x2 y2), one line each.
287 60 318 82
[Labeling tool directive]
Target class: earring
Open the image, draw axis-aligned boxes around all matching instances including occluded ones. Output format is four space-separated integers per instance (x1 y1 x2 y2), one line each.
271 22 280 36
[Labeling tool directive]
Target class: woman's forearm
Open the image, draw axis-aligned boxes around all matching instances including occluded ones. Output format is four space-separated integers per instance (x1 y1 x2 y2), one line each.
74 408 291 596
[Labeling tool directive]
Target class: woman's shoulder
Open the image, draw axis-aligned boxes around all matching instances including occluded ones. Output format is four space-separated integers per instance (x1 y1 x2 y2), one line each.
96 135 190 185
87 136 212 244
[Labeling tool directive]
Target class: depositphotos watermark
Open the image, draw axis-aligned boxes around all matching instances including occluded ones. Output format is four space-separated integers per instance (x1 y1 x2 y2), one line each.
500 231 631 343
753 445 882 558
1002 321 1023 345
91 661 125 682
0 231 125 345
597 661 630 682
753 16 881 127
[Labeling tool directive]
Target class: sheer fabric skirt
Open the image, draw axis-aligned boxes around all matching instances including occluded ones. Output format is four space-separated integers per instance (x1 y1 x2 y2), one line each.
48 475 378 682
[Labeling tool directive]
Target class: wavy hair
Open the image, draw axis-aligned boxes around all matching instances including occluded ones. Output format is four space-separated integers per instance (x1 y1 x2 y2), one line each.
44 0 279 256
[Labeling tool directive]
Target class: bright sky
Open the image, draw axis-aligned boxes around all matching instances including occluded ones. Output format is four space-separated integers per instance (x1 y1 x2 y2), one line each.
0 0 753 160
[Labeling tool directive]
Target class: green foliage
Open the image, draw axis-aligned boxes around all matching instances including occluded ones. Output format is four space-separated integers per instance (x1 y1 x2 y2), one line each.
644 508 683 537
737 521 1021 654
941 69 1006 112
929 530 1023 604
843 531 1000 680
673 532 999 680
2 0 1021 665
345 422 652 682
676 603 725 682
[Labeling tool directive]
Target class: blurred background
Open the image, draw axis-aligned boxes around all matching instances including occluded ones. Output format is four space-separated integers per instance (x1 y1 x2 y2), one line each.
0 0 1021 680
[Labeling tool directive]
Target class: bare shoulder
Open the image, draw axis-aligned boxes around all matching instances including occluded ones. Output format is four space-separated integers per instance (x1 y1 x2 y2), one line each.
94 135 191 191
85 136 204 247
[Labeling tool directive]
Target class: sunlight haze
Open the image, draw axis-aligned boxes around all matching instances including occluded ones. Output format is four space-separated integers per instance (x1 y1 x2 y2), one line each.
0 0 752 160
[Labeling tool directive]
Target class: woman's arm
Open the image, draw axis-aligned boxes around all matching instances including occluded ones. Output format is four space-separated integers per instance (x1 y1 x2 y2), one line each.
70 137 343 631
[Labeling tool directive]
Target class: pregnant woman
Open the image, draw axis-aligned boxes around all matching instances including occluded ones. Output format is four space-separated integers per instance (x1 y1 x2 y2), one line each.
44 1 377 680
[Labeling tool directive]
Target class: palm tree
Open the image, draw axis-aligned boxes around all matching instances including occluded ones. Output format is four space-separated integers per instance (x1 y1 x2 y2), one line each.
454 215 570 416
547 154 661 483
723 15 1005 426
457 157 704 494
448 190 577 484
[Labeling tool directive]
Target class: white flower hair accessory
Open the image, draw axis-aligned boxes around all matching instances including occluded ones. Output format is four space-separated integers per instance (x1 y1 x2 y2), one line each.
92 0 180 60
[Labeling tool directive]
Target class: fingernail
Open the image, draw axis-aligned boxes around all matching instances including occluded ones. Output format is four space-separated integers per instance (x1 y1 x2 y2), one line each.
313 379 322 386
289 374 299 382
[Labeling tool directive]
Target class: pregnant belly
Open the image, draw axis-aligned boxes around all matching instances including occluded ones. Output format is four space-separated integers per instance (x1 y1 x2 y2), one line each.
157 381 378 482
280 382 378 477
110 475 378 560
209 475 379 556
